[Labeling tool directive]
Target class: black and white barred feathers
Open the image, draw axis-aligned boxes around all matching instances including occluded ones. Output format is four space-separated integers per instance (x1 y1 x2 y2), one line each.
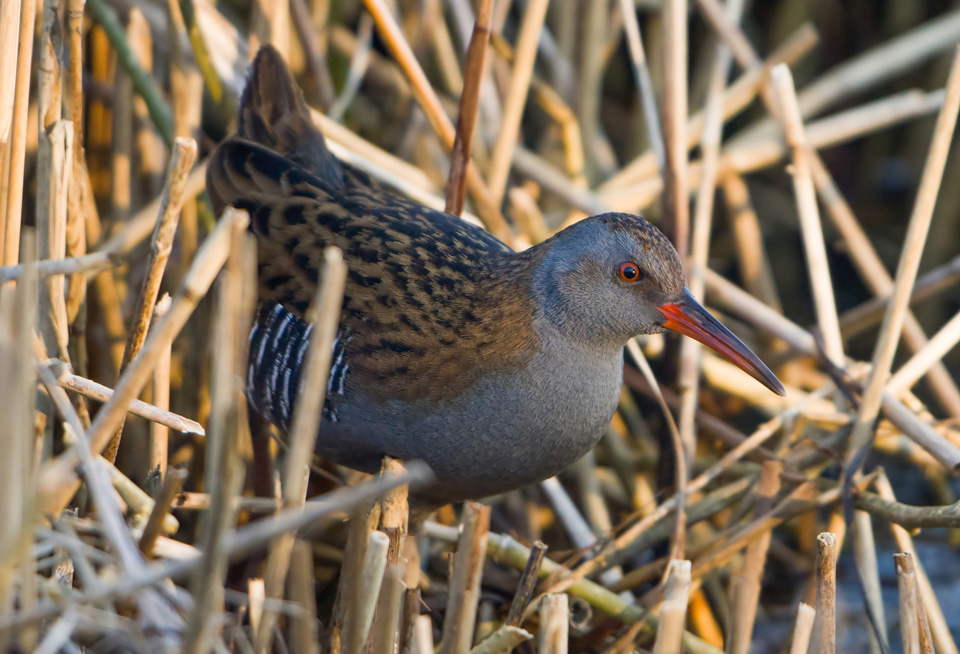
247 302 349 428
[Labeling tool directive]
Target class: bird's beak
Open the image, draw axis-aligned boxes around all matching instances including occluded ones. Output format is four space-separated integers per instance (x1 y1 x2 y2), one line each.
658 288 785 396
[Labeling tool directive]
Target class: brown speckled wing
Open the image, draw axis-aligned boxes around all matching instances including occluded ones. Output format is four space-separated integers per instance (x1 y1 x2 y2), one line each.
207 47 537 403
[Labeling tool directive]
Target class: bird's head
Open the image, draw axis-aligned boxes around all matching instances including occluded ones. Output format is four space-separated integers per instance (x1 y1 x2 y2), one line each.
531 213 784 395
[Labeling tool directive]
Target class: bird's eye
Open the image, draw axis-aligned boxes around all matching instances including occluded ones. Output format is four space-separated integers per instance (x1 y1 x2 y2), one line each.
618 262 643 283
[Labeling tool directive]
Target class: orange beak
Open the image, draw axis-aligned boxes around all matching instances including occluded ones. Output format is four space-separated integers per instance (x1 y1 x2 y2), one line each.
658 288 785 396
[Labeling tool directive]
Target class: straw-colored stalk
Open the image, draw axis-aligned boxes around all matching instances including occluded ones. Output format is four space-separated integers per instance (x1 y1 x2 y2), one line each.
64 0 86 323
439 501 491 654
255 246 348 653
415 615 435 654
660 0 689 256
111 9 135 222
678 0 744 463
183 217 253 654
400 587 422 654
537 594 568 654
789 604 816 654
0 0 20 145
288 540 321 654
887 308 960 396
360 0 512 244
875 471 958 654
727 461 781 654
852 510 888 654
815 532 837 654
53 359 203 435
149 294 172 483
372 561 407 654
770 65 845 369
343 530 390 654
617 0 665 171
130 8 164 194
471 625 532 654
895 553 921 654
721 174 782 311
0 252 116 283
445 0 493 217
653 560 692 654
848 47 960 455
104 137 197 464
330 500 381 654
37 209 249 517
1 0 37 266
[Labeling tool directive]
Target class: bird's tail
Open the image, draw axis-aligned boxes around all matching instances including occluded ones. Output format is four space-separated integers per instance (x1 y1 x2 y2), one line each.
208 45 343 211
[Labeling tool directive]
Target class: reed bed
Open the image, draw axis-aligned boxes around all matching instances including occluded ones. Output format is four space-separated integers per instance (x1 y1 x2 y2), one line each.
2 1 960 653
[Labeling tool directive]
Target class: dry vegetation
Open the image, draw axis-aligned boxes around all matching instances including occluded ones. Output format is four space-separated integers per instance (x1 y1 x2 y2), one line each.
1 0 960 653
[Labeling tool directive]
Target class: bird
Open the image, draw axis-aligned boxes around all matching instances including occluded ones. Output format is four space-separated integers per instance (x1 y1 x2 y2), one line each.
207 45 784 508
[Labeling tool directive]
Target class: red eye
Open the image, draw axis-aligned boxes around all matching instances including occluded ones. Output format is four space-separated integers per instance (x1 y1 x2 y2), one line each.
618 262 642 283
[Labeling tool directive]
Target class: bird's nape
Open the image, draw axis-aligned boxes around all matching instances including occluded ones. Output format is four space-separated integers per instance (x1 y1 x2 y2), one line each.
658 288 785 396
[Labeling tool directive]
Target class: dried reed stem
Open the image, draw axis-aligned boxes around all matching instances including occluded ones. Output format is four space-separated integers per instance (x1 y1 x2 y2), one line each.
0 0 20 144
288 540 321 654
789 603 816 654
64 0 86 321
343 530 390 654
471 625 532 654
770 65 845 368
104 137 197 463
888 308 960 395
537 594 568 654
360 0 512 244
815 532 837 654
373 561 406 654
618 0 665 172
37 209 248 517
183 216 252 654
1 0 37 265
653 560 692 654
849 47 960 455
0 252 116 283
255 247 348 653
505 541 547 627
660 0 689 256
895 553 921 654
149 295 172 483
53 360 203 435
852 510 889 653
439 502 491 654
487 0 549 205
446 0 493 216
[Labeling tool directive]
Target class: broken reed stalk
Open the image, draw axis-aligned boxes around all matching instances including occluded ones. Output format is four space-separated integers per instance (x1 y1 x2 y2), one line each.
505 541 547 627
848 46 960 455
137 467 187 556
472 625 532 654
770 64 845 369
486 0 549 206
360 0 513 244
36 209 248 518
439 501 491 654
255 246 348 654
660 0 689 257
652 560 692 654
895 553 921 654
789 603 816 654
446 0 493 217
343 530 390 654
183 216 253 654
1 0 36 265
372 561 406 654
815 532 837 654
537 594 569 654
103 137 197 464
874 471 958 654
